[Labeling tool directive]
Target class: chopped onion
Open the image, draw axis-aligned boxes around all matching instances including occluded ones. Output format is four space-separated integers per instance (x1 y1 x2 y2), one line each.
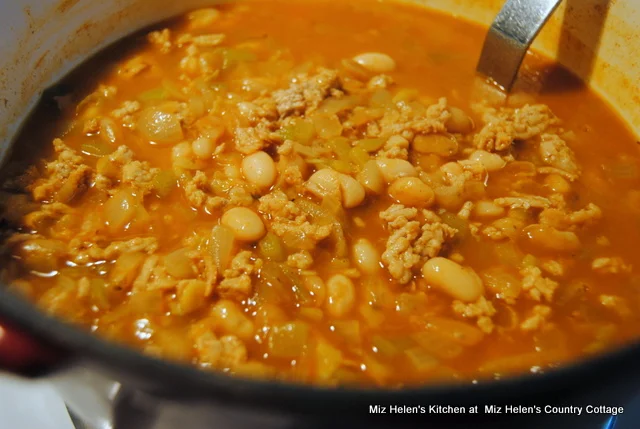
164 248 196 279
209 225 235 271
138 106 184 144
103 188 140 231
267 321 310 359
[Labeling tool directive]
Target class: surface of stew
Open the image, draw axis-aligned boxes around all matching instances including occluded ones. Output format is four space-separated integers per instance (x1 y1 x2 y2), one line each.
2 0 640 387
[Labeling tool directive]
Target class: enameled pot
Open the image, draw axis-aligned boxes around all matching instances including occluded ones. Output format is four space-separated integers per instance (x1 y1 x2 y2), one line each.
0 1 638 428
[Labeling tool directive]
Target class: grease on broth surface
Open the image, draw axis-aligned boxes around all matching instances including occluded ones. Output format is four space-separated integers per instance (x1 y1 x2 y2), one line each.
1 0 640 387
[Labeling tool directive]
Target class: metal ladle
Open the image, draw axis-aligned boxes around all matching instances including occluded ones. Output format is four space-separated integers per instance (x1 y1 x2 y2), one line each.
476 0 563 92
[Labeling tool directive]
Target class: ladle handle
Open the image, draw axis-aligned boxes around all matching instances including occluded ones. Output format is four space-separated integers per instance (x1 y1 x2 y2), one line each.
476 0 563 91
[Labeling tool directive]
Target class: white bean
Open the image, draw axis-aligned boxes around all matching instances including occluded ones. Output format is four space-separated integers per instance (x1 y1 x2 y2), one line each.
491 217 522 239
172 142 192 161
242 151 277 189
446 107 474 134
338 174 366 208
352 52 396 73
375 158 417 183
357 160 385 195
352 238 380 274
326 274 356 317
523 224 580 252
221 207 266 242
388 177 435 207
544 174 571 194
306 169 341 200
440 161 464 180
192 137 215 159
469 150 506 172
422 257 484 302
304 275 326 306
412 134 458 157
473 200 505 218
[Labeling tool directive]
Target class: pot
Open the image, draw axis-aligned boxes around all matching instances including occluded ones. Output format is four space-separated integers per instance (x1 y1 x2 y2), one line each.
0 1 638 428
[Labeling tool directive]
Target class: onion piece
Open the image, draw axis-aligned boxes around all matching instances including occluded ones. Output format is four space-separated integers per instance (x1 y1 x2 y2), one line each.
138 106 184 144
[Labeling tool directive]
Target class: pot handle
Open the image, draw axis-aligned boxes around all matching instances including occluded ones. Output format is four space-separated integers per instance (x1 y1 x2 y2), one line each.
0 318 63 376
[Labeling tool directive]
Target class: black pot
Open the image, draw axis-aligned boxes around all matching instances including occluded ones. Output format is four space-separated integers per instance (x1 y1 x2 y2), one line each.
0 286 635 429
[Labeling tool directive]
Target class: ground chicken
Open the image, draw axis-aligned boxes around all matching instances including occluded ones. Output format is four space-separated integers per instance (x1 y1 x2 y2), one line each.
592 257 632 274
181 171 227 212
194 332 248 369
537 166 578 182
236 101 278 123
538 203 602 230
272 68 341 117
380 204 457 284
277 139 295 156
227 185 253 207
93 145 134 190
457 159 488 181
111 100 141 119
122 161 160 196
441 160 485 190
599 295 632 318
540 259 565 277
180 247 217 289
287 250 314 269
493 195 551 210
372 97 450 141
83 117 101 134
274 143 307 187
367 74 394 90
194 332 222 366
234 120 280 155
473 120 514 152
148 28 172 53
538 133 580 178
258 191 333 248
69 236 158 264
481 225 509 241
95 85 117 99
30 139 92 203
23 202 72 230
252 97 279 117
520 265 558 302
520 305 551 331
567 203 602 225
131 255 180 291
512 105 558 140
457 201 474 220
473 104 559 152
179 45 202 75
100 237 160 259
280 163 305 187
452 296 496 334
174 279 210 315
191 33 226 47
219 335 249 367
218 251 263 301
376 135 409 160
119 56 150 78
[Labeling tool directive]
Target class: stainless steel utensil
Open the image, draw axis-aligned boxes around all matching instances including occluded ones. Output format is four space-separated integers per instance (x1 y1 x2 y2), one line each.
477 0 563 91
